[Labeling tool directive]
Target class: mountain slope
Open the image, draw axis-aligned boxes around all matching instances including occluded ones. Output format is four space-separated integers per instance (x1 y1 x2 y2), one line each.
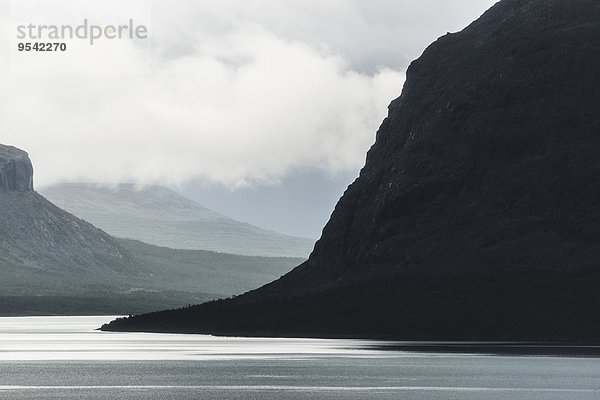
0 145 302 315
118 238 303 297
103 0 600 341
0 145 140 296
41 183 315 258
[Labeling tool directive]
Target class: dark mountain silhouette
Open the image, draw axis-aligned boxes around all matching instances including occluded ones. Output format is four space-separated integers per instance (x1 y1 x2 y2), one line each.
102 0 600 341
41 183 315 258
0 144 302 315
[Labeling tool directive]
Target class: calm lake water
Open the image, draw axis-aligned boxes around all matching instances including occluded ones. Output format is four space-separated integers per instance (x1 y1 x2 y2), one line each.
0 316 599 399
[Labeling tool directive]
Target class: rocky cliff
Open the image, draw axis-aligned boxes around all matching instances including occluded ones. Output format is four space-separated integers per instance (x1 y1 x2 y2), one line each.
0 144 302 315
0 145 33 192
279 0 600 292
102 0 600 341
0 145 140 293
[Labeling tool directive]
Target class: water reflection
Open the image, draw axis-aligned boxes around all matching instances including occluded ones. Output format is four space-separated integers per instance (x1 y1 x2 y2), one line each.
0 316 389 361
1 316 600 400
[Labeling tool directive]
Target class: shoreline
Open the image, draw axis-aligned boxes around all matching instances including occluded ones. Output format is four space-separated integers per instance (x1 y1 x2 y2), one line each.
361 342 600 357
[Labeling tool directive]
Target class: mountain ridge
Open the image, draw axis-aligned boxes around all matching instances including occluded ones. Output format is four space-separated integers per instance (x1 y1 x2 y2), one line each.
0 145 303 315
102 0 600 341
41 183 315 257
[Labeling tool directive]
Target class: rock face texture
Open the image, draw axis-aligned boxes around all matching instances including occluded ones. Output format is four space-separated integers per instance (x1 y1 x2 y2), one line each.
281 0 600 293
0 145 33 192
103 0 600 341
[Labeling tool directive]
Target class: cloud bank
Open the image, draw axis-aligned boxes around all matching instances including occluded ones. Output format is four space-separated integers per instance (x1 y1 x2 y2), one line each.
0 0 496 188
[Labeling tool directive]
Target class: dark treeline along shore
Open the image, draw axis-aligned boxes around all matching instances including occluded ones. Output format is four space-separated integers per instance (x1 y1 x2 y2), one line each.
103 0 600 342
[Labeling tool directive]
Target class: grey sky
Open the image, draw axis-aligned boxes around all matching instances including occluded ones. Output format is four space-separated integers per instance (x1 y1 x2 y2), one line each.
0 0 498 237
182 170 358 239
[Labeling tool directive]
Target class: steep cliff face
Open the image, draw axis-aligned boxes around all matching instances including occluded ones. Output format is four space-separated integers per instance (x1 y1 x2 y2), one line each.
103 0 600 340
285 0 600 291
0 145 33 192
0 144 140 293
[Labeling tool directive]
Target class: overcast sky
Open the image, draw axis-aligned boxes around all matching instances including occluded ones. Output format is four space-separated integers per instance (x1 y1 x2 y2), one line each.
0 0 497 237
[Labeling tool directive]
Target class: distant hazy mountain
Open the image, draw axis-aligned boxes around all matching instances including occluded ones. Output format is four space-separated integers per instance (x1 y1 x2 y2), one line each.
104 0 600 341
40 183 315 258
119 238 302 298
0 144 303 315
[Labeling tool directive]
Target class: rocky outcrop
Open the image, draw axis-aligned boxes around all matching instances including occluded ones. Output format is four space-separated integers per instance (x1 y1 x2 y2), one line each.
0 143 140 292
102 0 600 341
0 145 33 192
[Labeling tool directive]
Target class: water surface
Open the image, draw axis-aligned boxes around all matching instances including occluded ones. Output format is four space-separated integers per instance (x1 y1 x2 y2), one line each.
0 316 599 399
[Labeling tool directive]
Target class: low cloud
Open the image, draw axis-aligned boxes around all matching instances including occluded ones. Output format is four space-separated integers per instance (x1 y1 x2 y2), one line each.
0 0 495 188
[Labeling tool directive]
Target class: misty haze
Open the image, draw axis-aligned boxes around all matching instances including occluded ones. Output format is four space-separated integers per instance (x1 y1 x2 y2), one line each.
2 0 600 399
